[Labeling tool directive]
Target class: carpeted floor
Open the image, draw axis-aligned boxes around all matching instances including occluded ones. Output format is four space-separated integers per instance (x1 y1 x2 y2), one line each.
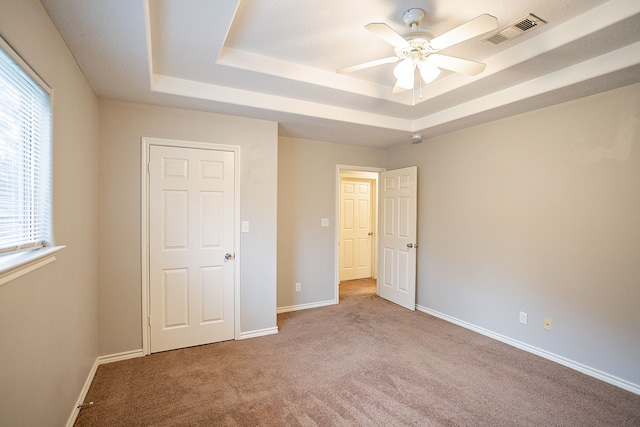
75 278 640 426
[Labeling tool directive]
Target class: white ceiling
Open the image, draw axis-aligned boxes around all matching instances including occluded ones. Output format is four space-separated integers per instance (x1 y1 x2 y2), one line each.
40 0 640 148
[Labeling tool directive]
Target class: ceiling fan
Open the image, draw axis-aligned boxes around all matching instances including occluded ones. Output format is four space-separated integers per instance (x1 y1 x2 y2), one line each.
337 9 498 93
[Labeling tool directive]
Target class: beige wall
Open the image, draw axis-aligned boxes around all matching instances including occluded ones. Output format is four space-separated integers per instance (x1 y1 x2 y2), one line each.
0 1 100 426
277 136 386 308
98 100 278 354
386 83 640 386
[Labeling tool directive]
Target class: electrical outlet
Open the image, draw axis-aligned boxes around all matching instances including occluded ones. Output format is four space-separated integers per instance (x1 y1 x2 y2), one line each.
544 317 552 331
519 311 528 324
295 282 301 292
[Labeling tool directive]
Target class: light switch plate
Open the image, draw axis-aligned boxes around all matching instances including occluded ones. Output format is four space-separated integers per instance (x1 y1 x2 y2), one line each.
321 218 329 227
519 311 528 324
242 221 249 233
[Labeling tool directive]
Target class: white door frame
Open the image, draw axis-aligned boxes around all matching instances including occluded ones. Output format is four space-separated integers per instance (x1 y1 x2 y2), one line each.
141 137 241 355
334 165 385 303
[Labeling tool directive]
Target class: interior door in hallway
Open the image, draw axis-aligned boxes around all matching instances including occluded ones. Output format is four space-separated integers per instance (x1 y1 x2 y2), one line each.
340 178 373 281
378 167 417 310
149 145 235 353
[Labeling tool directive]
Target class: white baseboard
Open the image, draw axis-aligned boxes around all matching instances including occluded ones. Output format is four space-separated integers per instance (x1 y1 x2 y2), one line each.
277 299 336 314
97 349 146 365
239 327 279 340
416 305 640 396
65 358 99 427
65 349 145 427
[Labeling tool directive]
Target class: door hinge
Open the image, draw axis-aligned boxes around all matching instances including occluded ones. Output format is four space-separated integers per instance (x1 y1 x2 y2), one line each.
147 163 150 174
148 316 151 327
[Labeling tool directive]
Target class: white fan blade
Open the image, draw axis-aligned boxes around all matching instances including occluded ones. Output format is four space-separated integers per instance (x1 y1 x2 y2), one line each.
365 23 410 49
429 54 486 76
337 56 400 74
392 80 407 93
430 14 498 50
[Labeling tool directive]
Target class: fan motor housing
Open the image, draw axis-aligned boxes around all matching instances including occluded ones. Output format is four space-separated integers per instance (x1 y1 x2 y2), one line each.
395 30 437 60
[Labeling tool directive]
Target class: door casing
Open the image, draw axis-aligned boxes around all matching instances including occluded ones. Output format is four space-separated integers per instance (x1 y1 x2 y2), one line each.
141 137 241 355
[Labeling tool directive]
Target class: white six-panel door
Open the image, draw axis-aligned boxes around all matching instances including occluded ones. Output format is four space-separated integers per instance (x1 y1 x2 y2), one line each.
149 145 235 353
378 167 417 310
340 178 373 281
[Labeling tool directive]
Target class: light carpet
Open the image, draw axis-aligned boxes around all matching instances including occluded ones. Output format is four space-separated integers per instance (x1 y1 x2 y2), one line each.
75 278 640 426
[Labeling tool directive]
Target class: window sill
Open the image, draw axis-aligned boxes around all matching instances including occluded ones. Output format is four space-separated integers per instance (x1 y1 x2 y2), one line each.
0 246 66 287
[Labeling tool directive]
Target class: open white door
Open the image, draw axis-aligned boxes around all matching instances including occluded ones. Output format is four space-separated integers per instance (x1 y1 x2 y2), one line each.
378 166 417 310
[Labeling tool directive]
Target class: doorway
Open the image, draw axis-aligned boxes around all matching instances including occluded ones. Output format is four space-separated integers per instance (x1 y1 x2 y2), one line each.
335 165 384 303
339 176 376 281
335 165 419 310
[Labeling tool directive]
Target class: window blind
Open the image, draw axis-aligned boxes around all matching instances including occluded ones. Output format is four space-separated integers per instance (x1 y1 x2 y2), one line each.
0 40 52 255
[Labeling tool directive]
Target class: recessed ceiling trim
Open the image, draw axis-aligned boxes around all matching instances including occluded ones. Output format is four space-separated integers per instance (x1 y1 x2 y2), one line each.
413 43 640 131
217 47 407 104
152 41 640 137
151 74 412 131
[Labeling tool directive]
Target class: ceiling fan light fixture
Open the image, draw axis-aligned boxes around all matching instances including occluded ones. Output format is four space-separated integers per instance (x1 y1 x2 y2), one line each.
394 59 415 89
418 60 441 85
337 11 498 93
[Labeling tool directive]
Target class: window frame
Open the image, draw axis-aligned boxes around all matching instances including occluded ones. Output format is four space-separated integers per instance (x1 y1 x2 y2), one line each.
0 36 63 286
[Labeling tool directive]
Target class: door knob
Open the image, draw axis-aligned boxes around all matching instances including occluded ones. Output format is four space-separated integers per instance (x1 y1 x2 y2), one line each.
368 232 373 236
225 253 235 260
407 243 417 249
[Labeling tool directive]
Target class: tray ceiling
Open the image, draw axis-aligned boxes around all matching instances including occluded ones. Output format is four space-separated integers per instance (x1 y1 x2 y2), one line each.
41 0 640 147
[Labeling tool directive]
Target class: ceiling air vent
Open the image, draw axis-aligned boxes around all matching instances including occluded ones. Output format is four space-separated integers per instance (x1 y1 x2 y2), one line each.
482 13 547 46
